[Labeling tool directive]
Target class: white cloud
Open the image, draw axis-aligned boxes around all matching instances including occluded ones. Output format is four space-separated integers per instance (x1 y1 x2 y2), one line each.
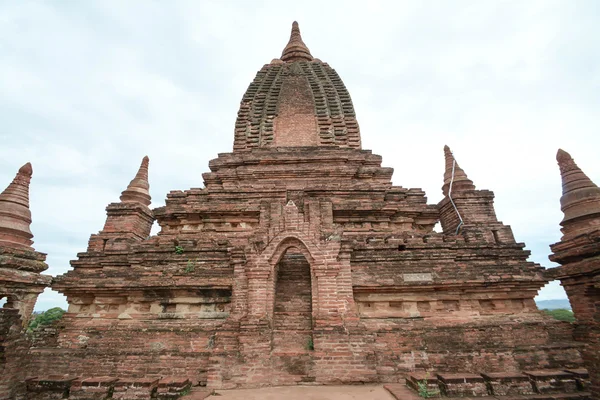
1 0 598 309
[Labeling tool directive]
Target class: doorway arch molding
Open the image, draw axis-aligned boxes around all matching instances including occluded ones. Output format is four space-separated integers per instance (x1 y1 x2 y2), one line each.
245 229 343 321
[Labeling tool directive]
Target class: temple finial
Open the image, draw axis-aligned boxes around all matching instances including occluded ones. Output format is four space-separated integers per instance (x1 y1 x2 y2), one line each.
281 21 313 62
442 145 475 196
556 149 600 226
120 156 151 206
0 162 34 248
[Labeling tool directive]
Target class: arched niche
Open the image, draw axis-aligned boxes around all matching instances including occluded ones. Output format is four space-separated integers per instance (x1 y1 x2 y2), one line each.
270 245 315 352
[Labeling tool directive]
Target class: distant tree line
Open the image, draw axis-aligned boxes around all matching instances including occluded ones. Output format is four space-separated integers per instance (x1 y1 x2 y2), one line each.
542 308 575 323
27 307 65 332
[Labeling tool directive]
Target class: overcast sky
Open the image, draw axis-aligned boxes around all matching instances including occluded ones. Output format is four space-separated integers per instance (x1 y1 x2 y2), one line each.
1 1 598 311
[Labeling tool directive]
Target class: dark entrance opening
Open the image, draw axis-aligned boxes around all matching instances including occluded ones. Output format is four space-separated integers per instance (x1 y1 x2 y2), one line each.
272 247 313 352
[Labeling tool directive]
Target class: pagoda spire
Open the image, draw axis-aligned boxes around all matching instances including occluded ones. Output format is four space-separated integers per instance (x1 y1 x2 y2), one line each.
442 145 475 196
281 21 313 62
556 149 600 225
120 156 151 206
0 162 34 248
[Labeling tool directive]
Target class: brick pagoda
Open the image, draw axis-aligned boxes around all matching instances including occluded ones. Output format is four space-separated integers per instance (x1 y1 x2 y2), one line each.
549 150 600 399
0 163 51 399
14 22 587 395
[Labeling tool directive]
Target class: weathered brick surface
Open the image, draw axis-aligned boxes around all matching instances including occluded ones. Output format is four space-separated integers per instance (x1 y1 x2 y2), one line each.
482 372 535 396
112 378 159 400
525 371 579 394
0 162 51 400
437 373 488 397
68 377 118 400
25 376 77 400
234 23 360 152
12 22 590 399
407 373 440 395
549 149 600 400
272 250 312 352
565 369 592 392
156 377 192 400
0 309 29 399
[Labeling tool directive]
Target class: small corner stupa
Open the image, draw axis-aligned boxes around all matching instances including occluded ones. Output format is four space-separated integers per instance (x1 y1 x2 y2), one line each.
0 162 51 324
549 149 600 399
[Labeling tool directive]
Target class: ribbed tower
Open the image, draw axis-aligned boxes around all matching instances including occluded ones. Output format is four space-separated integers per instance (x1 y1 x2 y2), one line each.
0 162 50 331
120 156 151 206
556 149 600 238
281 21 313 62
84 156 154 252
234 21 361 151
438 146 516 243
549 152 600 399
0 163 34 249
442 145 475 196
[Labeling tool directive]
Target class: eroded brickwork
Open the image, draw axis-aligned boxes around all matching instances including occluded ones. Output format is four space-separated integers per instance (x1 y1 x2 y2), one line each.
272 250 313 352
0 163 51 400
549 149 600 400
233 23 360 151
19 21 587 398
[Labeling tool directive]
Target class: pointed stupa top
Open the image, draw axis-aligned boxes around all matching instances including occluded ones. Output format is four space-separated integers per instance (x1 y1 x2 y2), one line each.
556 149 600 226
120 156 151 206
234 21 361 151
281 21 313 62
442 145 475 196
0 162 34 249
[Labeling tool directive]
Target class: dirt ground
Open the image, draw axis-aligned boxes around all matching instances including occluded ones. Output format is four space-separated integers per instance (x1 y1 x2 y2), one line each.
202 384 395 399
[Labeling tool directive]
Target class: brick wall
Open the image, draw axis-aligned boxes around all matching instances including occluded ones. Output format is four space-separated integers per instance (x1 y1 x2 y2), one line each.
27 147 584 390
550 256 600 400
0 308 29 399
272 250 313 352
273 74 318 146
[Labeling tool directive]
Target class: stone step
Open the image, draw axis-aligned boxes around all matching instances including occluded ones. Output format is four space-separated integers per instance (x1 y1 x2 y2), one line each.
406 372 440 395
437 373 488 397
25 376 198 400
112 378 159 400
390 382 591 400
70 377 119 400
523 371 579 394
563 369 590 391
482 372 535 396
404 369 590 399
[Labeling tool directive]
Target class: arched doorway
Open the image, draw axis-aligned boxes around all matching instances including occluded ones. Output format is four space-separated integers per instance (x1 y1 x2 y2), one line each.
272 246 314 352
